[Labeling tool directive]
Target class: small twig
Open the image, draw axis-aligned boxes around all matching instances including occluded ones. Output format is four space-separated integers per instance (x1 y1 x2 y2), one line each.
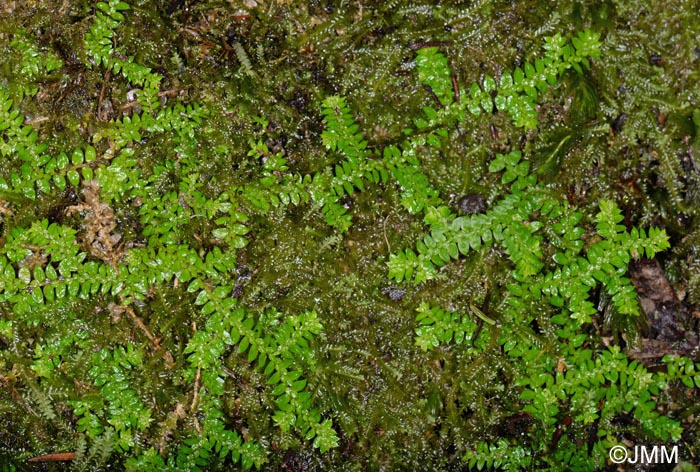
189 321 201 421
191 367 202 434
120 100 141 111
382 215 391 253
123 305 160 349
451 66 460 104
190 367 201 412
28 452 76 463
24 116 49 126
221 365 237 379
20 244 44 251
158 88 182 97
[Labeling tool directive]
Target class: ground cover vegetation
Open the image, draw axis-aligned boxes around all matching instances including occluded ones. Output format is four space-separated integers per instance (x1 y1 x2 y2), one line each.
0 0 699 470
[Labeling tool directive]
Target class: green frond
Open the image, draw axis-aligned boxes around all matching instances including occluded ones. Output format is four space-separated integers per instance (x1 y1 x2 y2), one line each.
8 31 63 99
414 303 488 352
415 47 455 107
463 439 532 471
321 96 369 161
70 345 151 453
392 156 669 325
85 1 131 70
184 289 338 456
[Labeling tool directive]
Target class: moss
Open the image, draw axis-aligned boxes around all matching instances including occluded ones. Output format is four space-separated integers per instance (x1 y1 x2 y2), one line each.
0 0 700 470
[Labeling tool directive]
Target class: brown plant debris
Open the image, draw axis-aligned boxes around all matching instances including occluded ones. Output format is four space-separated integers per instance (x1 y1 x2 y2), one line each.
66 180 122 266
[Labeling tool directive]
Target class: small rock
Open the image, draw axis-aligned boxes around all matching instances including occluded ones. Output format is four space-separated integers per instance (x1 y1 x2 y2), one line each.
385 288 405 301
649 53 664 66
612 113 627 133
457 194 486 215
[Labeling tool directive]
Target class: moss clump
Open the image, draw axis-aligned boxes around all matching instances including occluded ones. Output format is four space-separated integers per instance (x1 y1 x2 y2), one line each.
1 0 699 470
